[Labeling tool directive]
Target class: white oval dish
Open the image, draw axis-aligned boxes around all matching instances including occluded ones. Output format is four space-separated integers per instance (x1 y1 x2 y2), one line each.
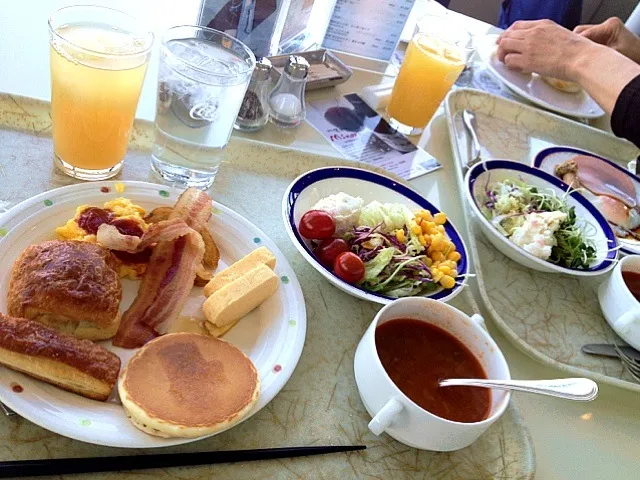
465 160 617 276
533 146 640 256
476 37 604 119
282 167 469 305
0 181 306 448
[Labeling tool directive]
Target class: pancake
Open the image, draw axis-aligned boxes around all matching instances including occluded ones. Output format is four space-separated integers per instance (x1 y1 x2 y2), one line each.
118 333 260 438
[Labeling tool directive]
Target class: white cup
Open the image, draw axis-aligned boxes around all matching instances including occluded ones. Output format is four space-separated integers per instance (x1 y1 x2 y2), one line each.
598 255 640 350
354 297 511 451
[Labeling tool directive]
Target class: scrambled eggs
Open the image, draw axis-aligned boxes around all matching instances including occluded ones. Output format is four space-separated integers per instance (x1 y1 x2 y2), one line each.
55 198 148 279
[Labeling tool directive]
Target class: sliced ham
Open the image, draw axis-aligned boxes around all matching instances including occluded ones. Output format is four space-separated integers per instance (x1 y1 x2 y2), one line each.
113 188 212 348
572 154 637 208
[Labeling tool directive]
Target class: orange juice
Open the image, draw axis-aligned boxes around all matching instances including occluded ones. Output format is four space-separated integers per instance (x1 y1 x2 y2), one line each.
388 35 465 131
50 24 150 174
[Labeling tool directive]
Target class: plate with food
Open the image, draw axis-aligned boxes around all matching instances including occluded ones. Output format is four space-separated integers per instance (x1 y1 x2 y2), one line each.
465 160 617 275
283 167 469 304
476 37 604 119
0 182 306 448
534 146 640 256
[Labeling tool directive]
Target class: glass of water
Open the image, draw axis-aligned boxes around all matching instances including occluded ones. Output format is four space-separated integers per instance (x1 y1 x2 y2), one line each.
151 26 255 189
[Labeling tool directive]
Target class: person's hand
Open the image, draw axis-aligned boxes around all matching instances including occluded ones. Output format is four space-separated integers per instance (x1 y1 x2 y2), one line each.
497 19 596 81
575 17 640 64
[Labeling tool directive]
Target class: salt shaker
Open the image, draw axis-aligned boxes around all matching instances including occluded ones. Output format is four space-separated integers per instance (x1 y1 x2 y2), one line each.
235 57 272 132
269 56 309 128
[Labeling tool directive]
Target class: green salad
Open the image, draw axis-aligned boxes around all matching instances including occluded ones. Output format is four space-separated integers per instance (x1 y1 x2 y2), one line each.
482 179 597 269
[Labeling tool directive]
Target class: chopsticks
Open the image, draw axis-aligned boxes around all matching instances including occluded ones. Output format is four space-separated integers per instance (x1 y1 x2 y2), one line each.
0 445 366 478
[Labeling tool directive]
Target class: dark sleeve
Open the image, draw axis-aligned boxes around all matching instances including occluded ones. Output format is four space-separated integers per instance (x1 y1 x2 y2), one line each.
611 74 640 148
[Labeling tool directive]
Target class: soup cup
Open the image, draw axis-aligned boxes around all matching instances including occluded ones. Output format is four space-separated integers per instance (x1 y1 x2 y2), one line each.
598 255 640 350
354 297 511 451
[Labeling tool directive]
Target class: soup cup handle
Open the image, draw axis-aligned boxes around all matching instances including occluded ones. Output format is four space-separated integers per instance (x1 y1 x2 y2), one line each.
368 398 403 436
613 309 640 334
471 314 487 331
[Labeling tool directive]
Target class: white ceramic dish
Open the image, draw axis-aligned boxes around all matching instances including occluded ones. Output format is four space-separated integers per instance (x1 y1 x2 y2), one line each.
0 181 306 448
598 255 640 350
354 297 511 451
533 146 640 256
476 37 604 119
465 160 617 276
282 166 469 305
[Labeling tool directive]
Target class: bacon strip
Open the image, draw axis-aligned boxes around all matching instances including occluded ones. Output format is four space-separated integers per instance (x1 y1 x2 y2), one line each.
113 188 212 348
96 218 195 253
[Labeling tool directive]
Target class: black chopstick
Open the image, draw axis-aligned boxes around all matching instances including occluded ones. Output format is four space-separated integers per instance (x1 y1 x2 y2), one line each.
0 445 366 478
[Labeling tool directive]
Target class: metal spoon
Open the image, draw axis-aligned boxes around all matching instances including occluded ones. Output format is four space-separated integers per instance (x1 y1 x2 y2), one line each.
462 109 482 169
439 377 598 401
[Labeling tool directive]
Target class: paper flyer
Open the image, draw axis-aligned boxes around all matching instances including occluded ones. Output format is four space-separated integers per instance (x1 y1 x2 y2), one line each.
306 93 441 181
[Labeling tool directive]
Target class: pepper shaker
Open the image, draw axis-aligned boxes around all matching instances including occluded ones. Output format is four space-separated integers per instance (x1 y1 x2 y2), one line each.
235 57 272 132
269 56 309 128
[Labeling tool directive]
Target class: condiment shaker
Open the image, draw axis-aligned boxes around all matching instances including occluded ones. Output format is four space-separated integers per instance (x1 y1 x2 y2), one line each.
269 56 309 128
235 57 272 132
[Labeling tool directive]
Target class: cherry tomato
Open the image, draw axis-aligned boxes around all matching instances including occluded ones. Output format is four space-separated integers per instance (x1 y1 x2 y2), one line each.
315 238 349 267
299 210 335 240
333 252 365 284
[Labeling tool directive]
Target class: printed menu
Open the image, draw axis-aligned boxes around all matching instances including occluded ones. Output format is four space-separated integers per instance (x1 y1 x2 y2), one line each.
306 93 441 180
322 0 416 62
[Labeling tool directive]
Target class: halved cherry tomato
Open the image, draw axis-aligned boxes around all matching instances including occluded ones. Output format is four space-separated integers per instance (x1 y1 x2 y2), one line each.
315 238 349 267
299 210 335 240
333 252 365 284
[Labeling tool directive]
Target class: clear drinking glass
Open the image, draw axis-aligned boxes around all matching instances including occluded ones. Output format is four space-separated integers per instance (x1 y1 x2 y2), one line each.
387 15 472 136
48 6 153 180
151 26 256 189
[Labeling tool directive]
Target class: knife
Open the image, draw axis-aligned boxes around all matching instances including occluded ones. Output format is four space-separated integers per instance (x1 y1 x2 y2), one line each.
582 343 640 361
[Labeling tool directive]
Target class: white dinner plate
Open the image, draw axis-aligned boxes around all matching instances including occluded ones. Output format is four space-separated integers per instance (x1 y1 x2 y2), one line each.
282 166 469 304
476 37 605 119
0 181 306 448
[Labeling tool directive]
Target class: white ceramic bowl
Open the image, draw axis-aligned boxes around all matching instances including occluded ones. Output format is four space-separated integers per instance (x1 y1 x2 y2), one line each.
282 166 469 304
599 255 640 350
465 160 617 276
533 146 640 256
354 297 511 451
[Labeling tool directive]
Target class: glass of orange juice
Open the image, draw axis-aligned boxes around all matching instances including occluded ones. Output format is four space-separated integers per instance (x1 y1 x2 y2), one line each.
48 6 153 180
387 15 472 136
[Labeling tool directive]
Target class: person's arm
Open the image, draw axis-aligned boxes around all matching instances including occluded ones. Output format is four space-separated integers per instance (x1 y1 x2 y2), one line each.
570 42 640 114
497 20 640 114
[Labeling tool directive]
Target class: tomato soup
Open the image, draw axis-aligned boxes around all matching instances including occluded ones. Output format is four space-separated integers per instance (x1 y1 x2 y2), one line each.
622 270 640 302
375 318 491 423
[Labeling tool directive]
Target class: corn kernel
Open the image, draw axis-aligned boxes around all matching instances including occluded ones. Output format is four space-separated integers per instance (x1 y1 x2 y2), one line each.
451 269 458 278
428 227 439 236
424 257 433 267
439 265 451 275
441 260 457 270
440 275 455 289
437 225 445 233
411 224 422 235
427 246 435 256
431 235 442 250
431 251 445 262
418 210 433 221
418 235 427 246
432 270 444 283
434 212 447 225
396 229 406 243
448 251 461 262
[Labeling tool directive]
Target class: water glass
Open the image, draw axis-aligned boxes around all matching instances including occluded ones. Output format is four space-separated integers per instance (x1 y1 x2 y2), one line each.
151 26 256 189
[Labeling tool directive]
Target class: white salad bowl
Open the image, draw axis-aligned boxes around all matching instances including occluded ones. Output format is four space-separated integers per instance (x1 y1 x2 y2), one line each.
464 160 617 276
282 167 469 305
